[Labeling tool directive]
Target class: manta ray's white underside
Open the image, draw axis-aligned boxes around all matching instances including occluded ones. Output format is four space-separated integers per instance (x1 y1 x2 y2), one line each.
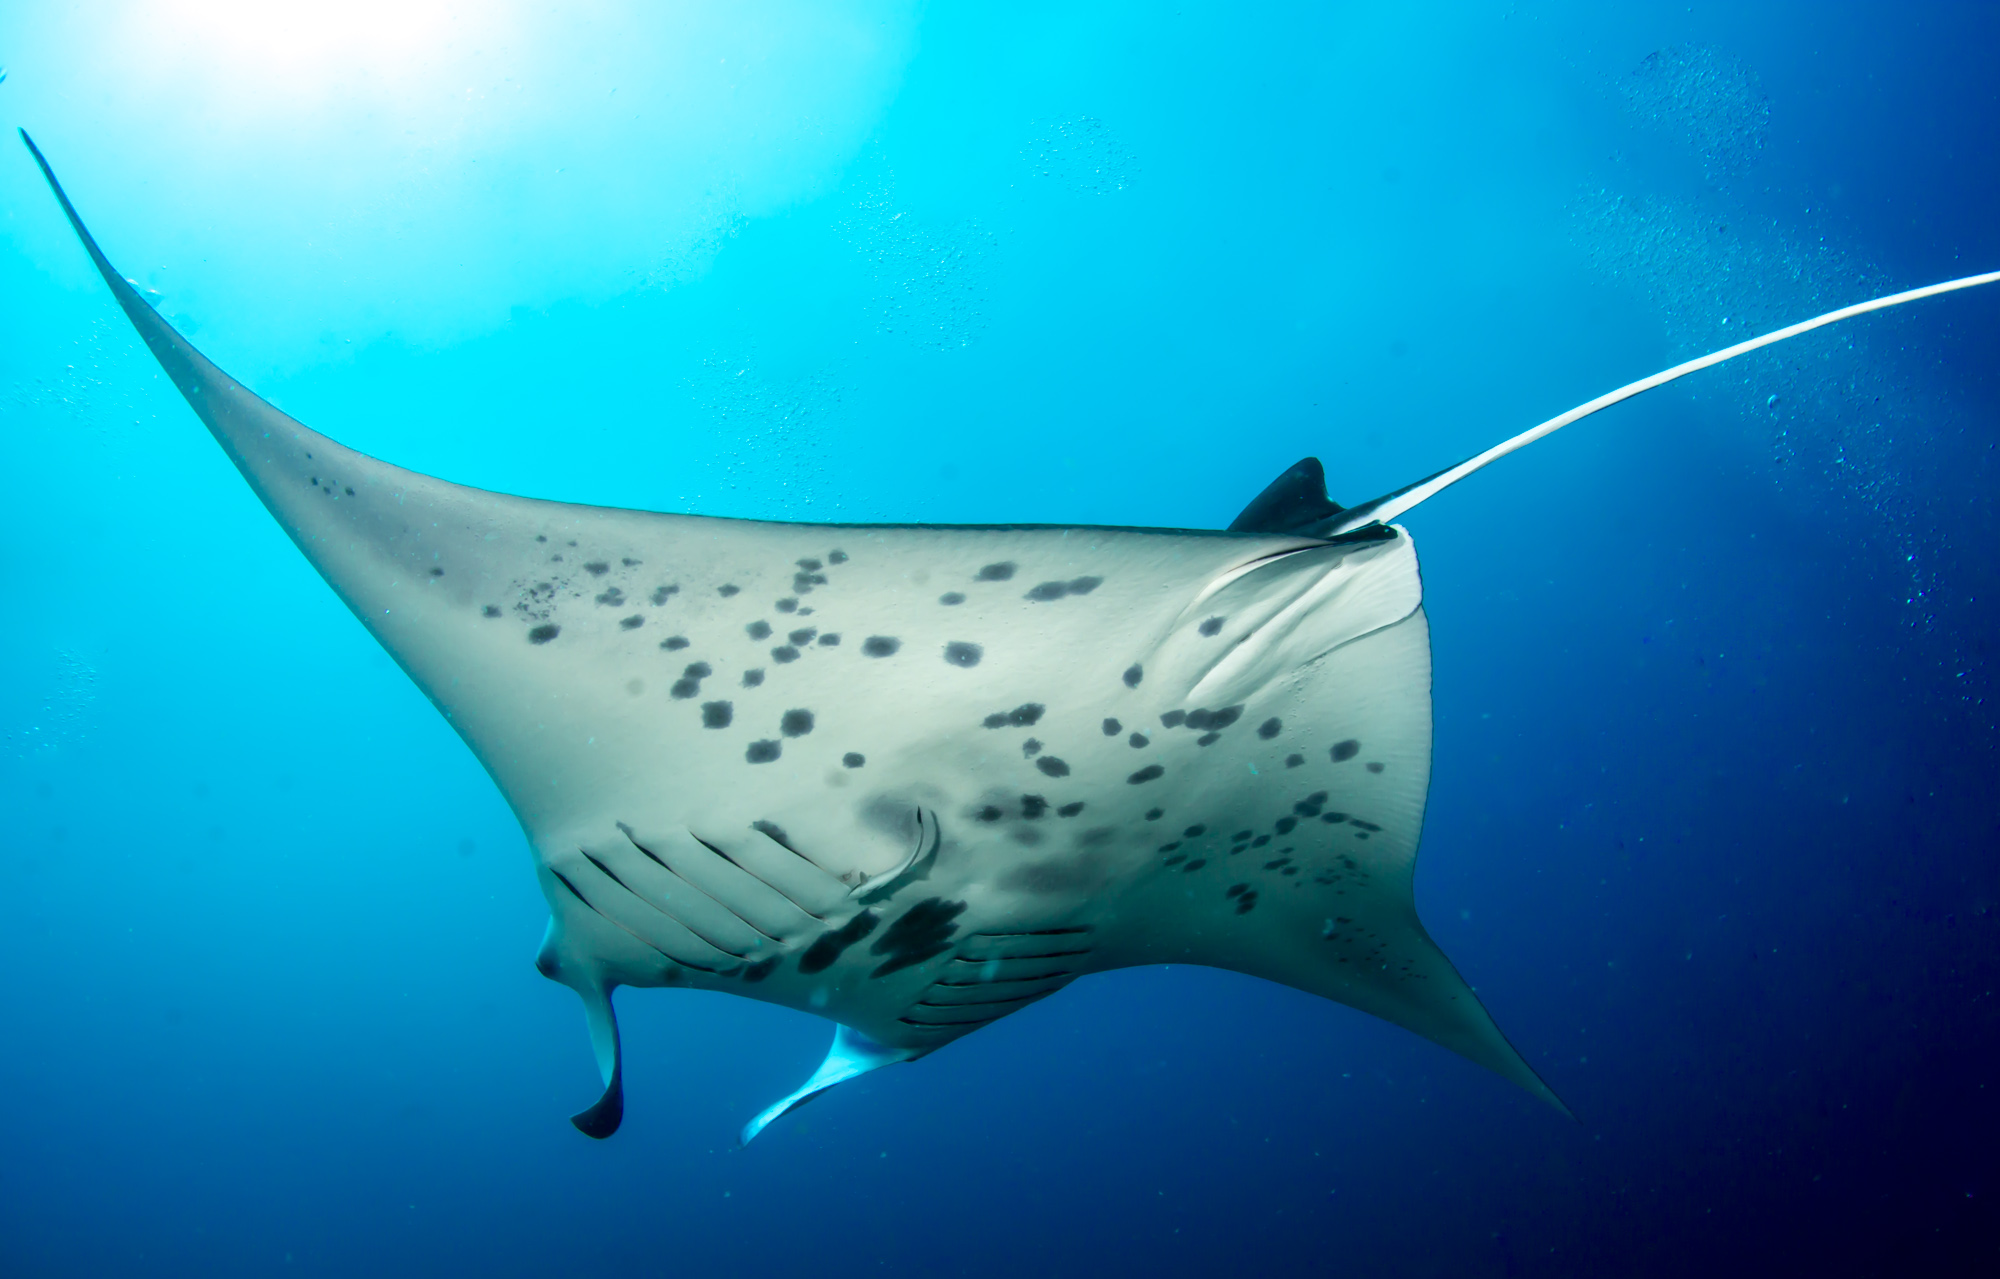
23 130 1995 1143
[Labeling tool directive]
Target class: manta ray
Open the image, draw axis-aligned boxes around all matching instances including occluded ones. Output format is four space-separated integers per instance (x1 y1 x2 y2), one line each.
22 131 1996 1143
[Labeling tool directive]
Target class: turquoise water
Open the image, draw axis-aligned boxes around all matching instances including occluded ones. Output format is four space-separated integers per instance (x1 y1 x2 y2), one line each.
3 4 1997 1275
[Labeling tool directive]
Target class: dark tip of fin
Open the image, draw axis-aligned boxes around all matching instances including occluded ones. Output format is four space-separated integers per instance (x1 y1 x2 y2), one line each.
569 1057 624 1139
1228 457 1345 535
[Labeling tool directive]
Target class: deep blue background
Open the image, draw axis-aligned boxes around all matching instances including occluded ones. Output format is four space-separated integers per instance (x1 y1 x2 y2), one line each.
3 3 1997 1275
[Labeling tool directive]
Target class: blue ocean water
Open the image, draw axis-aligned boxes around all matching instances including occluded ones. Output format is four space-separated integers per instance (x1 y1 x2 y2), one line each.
2 2 1996 1274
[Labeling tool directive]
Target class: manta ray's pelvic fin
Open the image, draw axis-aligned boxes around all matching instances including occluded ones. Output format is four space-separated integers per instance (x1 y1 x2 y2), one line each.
740 1026 917 1146
1228 457 1345 535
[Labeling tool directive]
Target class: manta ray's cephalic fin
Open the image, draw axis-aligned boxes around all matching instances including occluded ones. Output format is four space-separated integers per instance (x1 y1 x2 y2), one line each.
1323 268 2000 535
740 1026 916 1146
569 981 625 1139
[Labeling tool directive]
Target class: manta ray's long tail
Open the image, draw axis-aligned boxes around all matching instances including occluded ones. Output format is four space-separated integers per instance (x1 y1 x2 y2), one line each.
1329 269 2000 535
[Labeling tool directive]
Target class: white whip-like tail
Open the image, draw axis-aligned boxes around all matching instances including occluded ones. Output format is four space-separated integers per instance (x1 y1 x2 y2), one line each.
1326 270 2000 536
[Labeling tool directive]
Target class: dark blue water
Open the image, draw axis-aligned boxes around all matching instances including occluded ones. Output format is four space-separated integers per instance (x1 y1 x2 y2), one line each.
3 3 1996 1275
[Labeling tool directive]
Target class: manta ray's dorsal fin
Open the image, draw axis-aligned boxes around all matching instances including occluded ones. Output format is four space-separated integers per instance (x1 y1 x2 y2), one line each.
1228 457 1345 535
1325 269 2000 536
739 1026 916 1146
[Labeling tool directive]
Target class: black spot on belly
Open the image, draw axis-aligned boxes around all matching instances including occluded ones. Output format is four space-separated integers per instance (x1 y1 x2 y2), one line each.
797 558 823 572
1182 859 1206 872
1321 811 1347 824
1128 764 1165 784
741 955 779 983
596 587 625 606
429 567 445 578
775 598 798 613
1022 739 1043 757
620 615 645 630
869 897 967 977
1123 663 1144 688
1184 706 1243 732
345 486 355 495
1295 792 1329 816
718 585 740 597
983 703 1044 729
780 709 815 737
1057 802 1085 817
702 701 733 729
1158 841 1181 853
1184 824 1206 837
535 535 547 543
1129 733 1149 748
1103 718 1122 736
1160 710 1186 729
746 740 782 763
1196 732 1220 747
1258 717 1282 739
1275 816 1298 835
772 646 800 663
1251 834 1271 848
843 752 866 768
939 592 965 606
584 562 610 576
482 605 502 618
788 628 816 645
1198 616 1224 636
1235 891 1259 915
1144 808 1163 820
862 636 902 658
829 550 849 564
943 642 982 667
669 663 712 699
818 633 841 647
1285 754 1305 768
799 911 878 974
1036 756 1070 777
747 620 772 640
662 636 690 651
528 625 560 644
1024 576 1100 601
650 585 679 605
976 562 1016 581
1331 739 1361 762
1367 762 1386 773
742 668 765 687
976 806 1004 823
1021 795 1048 819
622 558 641 567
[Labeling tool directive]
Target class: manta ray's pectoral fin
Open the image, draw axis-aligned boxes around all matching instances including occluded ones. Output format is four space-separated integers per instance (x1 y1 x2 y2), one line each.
739 1026 916 1146
1228 457 1345 535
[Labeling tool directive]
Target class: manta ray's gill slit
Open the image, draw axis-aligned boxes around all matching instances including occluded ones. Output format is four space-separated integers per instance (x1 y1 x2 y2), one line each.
932 973 1077 990
584 844 769 956
549 866 726 973
971 927 1094 938
915 990 1056 1010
